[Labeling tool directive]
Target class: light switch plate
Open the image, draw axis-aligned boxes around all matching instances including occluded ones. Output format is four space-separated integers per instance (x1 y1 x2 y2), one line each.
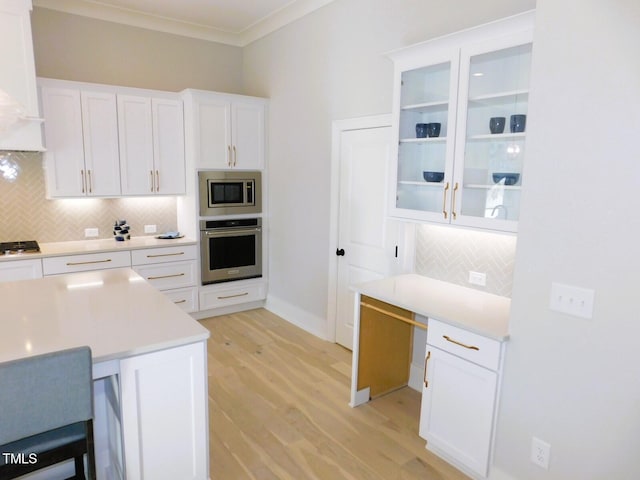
549 282 595 319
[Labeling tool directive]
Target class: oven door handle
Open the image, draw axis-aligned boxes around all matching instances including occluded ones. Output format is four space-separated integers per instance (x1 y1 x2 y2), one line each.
202 228 262 237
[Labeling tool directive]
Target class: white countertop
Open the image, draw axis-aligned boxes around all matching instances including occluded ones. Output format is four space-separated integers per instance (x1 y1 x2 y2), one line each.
0 236 197 262
0 268 209 364
352 274 510 340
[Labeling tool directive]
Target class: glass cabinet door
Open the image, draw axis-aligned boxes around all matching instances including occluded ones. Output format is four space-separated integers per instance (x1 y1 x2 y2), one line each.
455 41 532 229
394 60 457 220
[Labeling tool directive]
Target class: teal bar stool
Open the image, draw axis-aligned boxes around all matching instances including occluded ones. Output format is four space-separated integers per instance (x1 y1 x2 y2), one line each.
0 346 97 479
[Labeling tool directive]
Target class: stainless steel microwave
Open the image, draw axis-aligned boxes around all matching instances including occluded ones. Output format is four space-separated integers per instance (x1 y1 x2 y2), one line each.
198 170 262 216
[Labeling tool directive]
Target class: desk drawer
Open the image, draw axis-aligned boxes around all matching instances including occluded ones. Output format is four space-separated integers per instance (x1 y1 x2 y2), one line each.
131 245 197 265
163 287 198 313
427 318 501 371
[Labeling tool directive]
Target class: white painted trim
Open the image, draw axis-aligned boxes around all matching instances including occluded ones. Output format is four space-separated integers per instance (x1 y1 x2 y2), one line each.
265 293 328 340
33 0 337 46
327 114 392 343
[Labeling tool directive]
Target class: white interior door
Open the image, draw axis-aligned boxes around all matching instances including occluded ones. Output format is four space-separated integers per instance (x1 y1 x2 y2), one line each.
335 122 394 349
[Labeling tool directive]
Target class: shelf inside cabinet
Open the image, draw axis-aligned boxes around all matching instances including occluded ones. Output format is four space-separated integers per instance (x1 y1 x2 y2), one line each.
401 100 449 112
468 89 529 106
399 180 446 187
467 132 526 141
400 137 447 144
465 183 521 190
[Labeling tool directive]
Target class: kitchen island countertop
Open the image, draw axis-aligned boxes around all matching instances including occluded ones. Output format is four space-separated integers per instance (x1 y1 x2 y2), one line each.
352 274 510 340
0 267 209 364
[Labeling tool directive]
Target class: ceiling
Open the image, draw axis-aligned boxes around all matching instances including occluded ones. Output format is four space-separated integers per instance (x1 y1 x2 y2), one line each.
32 0 336 46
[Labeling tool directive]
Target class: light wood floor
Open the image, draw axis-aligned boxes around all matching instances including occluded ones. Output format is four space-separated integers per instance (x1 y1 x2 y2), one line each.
201 308 470 480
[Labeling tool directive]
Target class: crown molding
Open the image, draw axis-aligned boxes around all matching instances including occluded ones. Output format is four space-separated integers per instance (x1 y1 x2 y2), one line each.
33 0 335 47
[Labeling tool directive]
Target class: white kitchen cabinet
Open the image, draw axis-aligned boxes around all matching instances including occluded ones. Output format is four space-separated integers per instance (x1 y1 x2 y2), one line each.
389 12 533 232
183 89 266 170
419 318 503 478
0 0 43 151
0 258 42 281
131 245 198 313
40 85 121 197
199 278 266 311
118 95 186 195
119 341 208 480
42 251 131 275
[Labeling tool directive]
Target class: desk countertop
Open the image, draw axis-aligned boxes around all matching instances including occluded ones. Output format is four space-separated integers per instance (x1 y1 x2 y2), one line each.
352 274 510 340
0 268 209 364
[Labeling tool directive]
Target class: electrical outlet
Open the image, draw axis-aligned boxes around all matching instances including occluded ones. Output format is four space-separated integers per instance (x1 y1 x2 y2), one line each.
84 228 99 238
144 224 157 234
549 282 595 319
468 271 487 286
531 437 551 469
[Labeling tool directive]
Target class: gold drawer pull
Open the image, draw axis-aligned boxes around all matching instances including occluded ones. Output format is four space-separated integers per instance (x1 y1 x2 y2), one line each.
218 292 249 300
67 259 112 266
423 351 431 388
443 335 480 351
174 299 187 304
442 181 450 219
147 272 185 280
146 252 185 258
360 301 427 330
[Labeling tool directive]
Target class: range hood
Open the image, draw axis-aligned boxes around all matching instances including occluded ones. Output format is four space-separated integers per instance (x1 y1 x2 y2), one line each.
0 88 44 152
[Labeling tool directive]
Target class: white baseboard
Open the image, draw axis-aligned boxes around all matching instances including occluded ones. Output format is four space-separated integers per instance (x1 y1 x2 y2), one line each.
487 466 519 480
265 294 328 340
408 362 424 392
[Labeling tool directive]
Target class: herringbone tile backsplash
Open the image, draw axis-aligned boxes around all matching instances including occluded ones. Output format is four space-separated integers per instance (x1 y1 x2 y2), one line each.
415 224 516 297
0 152 178 242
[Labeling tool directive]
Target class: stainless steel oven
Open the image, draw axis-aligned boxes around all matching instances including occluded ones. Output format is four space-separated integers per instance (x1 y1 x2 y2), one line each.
200 218 262 285
198 170 261 216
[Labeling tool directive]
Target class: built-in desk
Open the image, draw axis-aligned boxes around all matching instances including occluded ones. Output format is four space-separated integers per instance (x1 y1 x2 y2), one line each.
349 274 510 479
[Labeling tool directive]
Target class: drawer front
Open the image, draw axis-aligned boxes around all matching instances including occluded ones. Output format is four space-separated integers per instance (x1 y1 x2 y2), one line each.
200 282 266 310
43 251 131 275
163 287 198 313
133 260 197 291
427 318 502 371
0 259 43 282
131 245 197 266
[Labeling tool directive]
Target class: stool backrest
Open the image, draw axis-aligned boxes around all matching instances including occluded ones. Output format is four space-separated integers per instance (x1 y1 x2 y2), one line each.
0 346 93 445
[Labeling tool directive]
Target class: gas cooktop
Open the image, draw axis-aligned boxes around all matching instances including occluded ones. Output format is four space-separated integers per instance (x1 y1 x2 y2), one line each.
0 240 40 255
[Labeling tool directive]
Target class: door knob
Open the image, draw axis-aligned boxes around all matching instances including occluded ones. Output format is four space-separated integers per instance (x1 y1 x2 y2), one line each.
336 248 345 256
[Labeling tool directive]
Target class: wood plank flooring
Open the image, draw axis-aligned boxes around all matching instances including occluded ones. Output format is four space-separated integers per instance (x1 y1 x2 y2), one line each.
201 308 470 480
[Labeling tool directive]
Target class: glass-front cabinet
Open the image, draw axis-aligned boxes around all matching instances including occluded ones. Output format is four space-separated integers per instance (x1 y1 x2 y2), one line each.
389 12 534 232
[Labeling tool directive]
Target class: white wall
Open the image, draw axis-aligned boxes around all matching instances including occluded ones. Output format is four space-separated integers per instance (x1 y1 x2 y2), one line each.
243 0 534 337
494 0 640 478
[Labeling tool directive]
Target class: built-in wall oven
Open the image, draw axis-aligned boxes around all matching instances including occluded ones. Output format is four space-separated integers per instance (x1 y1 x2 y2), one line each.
200 218 262 285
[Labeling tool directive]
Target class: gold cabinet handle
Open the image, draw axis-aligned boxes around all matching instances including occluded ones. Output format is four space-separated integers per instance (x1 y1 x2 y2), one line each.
147 272 185 280
233 145 237 166
423 351 431 388
227 145 232 166
87 170 92 194
218 292 249 300
67 259 112 266
451 182 459 220
156 170 160 192
150 170 154 192
443 335 480 351
81 170 86 194
146 252 185 258
442 181 450 219
174 299 187 304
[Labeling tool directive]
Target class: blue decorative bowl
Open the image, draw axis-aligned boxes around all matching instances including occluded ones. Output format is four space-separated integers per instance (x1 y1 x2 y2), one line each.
423 171 444 183
492 172 520 185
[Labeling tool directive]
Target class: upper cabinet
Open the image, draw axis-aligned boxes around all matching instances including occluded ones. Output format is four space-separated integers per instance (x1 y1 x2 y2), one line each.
183 90 266 170
0 0 43 151
118 95 185 195
389 12 534 233
39 78 186 198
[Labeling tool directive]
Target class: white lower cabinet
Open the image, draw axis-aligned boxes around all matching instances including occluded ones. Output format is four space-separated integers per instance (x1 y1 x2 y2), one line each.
42 251 131 275
131 245 199 312
119 341 208 480
199 279 266 310
0 258 43 281
419 318 502 479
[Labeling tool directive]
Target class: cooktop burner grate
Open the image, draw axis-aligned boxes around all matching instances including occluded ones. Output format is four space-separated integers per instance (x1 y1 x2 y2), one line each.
0 240 40 254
